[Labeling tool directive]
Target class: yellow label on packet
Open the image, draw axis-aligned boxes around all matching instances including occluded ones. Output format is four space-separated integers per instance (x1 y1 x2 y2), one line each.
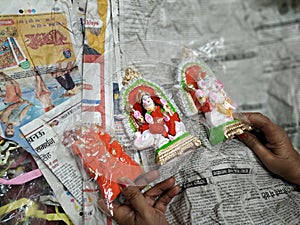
85 0 108 54
0 12 76 67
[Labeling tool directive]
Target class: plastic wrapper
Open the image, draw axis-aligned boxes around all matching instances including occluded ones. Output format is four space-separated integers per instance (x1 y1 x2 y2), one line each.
2 35 254 225
62 124 144 216
176 44 252 145
120 67 201 165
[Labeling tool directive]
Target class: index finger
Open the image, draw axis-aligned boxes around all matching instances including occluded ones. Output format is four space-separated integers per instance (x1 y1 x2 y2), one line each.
144 177 176 201
240 113 284 143
118 177 150 216
134 170 160 186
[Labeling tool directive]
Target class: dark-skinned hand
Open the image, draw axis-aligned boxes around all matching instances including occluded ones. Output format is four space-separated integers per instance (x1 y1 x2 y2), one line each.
238 113 300 185
99 172 180 225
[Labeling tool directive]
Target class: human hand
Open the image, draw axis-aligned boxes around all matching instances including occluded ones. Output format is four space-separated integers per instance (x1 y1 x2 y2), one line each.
238 113 300 185
100 175 180 225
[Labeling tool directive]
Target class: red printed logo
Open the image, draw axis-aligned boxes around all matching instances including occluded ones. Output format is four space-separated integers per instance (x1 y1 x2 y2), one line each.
0 19 14 26
25 30 69 49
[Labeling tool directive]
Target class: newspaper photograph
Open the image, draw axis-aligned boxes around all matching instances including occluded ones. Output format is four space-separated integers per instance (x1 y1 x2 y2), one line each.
0 0 82 155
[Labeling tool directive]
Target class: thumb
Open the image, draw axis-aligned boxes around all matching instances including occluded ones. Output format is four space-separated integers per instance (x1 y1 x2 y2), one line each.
119 177 149 215
238 132 274 164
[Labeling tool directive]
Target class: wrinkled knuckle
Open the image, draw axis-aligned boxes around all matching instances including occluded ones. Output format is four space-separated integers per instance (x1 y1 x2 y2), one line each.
261 115 272 126
251 112 264 119
253 112 270 123
124 188 139 201
245 135 258 147
254 112 263 117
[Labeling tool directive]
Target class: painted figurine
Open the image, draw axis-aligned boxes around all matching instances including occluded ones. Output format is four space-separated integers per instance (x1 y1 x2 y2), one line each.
132 91 186 150
121 68 201 165
177 60 252 144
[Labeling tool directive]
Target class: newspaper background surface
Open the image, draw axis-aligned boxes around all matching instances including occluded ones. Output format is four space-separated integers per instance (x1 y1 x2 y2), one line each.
114 0 300 150
110 0 300 224
1 0 299 224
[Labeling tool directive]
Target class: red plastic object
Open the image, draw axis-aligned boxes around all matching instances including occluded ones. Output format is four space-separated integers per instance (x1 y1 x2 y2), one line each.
70 129 143 203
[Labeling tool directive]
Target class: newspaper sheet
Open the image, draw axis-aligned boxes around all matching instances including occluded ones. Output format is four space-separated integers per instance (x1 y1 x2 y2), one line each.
111 0 300 224
21 93 114 225
33 154 84 225
0 1 85 224
20 93 112 225
0 0 82 154
76 0 115 132
73 0 120 224
2 0 299 224
20 95 84 203
114 0 300 151
162 137 300 224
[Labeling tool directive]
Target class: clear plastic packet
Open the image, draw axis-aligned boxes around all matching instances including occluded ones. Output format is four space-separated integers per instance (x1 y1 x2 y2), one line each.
119 67 201 166
176 42 252 145
62 124 144 216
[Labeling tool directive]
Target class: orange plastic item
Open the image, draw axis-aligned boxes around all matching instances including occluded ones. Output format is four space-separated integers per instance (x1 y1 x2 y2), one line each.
70 129 143 203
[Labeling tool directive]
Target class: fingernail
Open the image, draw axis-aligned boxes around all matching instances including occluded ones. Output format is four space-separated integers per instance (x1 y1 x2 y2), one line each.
238 133 247 140
119 183 128 189
118 177 133 189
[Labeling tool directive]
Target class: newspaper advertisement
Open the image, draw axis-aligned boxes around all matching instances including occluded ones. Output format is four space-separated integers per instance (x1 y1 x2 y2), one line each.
0 0 82 155
75 0 115 133
0 1 84 224
110 0 300 224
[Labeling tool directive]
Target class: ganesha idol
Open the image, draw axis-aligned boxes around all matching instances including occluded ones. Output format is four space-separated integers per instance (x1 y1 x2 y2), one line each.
177 59 252 145
121 68 201 165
